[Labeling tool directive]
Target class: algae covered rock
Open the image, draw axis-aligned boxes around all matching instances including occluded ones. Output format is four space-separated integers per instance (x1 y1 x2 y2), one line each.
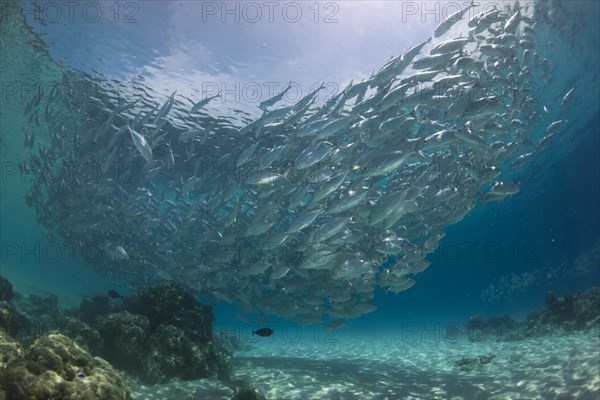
142 324 211 383
95 311 149 372
2 277 238 387
0 330 23 373
0 308 9 334
0 278 18 337
17 293 61 323
0 333 131 400
207 336 236 385
0 301 32 342
122 284 214 344
50 317 103 355
572 287 600 330
88 285 234 385
523 287 600 336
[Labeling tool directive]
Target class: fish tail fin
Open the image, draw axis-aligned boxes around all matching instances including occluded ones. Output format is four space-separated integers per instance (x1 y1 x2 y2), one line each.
252 330 256 336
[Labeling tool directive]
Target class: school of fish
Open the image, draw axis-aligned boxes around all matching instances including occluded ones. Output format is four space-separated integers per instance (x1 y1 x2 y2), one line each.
21 2 575 324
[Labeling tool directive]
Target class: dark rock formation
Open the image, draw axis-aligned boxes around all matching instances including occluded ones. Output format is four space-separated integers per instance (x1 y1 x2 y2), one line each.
523 287 600 337
95 312 149 373
16 294 60 323
88 284 234 385
467 287 600 341
0 277 13 302
1 277 240 388
122 284 214 344
48 317 103 355
0 301 32 343
142 324 210 383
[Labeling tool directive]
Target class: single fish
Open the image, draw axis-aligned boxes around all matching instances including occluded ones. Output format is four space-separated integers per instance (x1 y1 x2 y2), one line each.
259 82 292 110
127 121 153 162
191 91 221 113
561 87 574 109
434 2 476 38
253 327 274 337
430 37 471 55
546 120 565 136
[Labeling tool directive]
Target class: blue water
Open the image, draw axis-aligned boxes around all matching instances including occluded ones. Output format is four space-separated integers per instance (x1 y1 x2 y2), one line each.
1 0 599 397
1 0 598 321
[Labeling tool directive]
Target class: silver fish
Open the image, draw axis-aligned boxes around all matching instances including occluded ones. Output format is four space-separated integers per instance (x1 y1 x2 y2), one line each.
127 121 153 162
434 2 476 38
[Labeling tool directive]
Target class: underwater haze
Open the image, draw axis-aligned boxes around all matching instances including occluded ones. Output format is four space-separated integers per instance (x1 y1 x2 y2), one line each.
1 0 599 399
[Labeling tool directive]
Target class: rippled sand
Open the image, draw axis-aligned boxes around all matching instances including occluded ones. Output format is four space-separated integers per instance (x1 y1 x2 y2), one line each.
130 329 599 399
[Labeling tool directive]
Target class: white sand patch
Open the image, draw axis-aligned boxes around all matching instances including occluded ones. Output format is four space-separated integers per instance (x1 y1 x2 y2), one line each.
129 378 233 400
234 330 599 400
128 330 599 399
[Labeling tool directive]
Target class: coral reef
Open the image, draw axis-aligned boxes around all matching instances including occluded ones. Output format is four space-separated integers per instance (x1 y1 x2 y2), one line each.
85 284 234 385
523 287 600 336
51 317 103 355
0 277 245 395
0 333 131 400
1 278 301 400
468 287 600 341
141 324 210 383
95 312 150 373
122 284 214 344
77 295 115 325
0 301 32 343
0 277 30 340
0 308 9 334
16 293 61 323
8 293 62 347
2 279 237 388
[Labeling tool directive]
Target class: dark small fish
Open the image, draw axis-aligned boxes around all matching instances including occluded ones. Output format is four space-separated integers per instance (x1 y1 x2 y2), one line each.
77 373 85 378
252 328 273 337
107 290 123 299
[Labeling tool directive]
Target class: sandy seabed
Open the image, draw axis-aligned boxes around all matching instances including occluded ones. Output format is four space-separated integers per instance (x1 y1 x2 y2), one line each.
130 330 600 400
